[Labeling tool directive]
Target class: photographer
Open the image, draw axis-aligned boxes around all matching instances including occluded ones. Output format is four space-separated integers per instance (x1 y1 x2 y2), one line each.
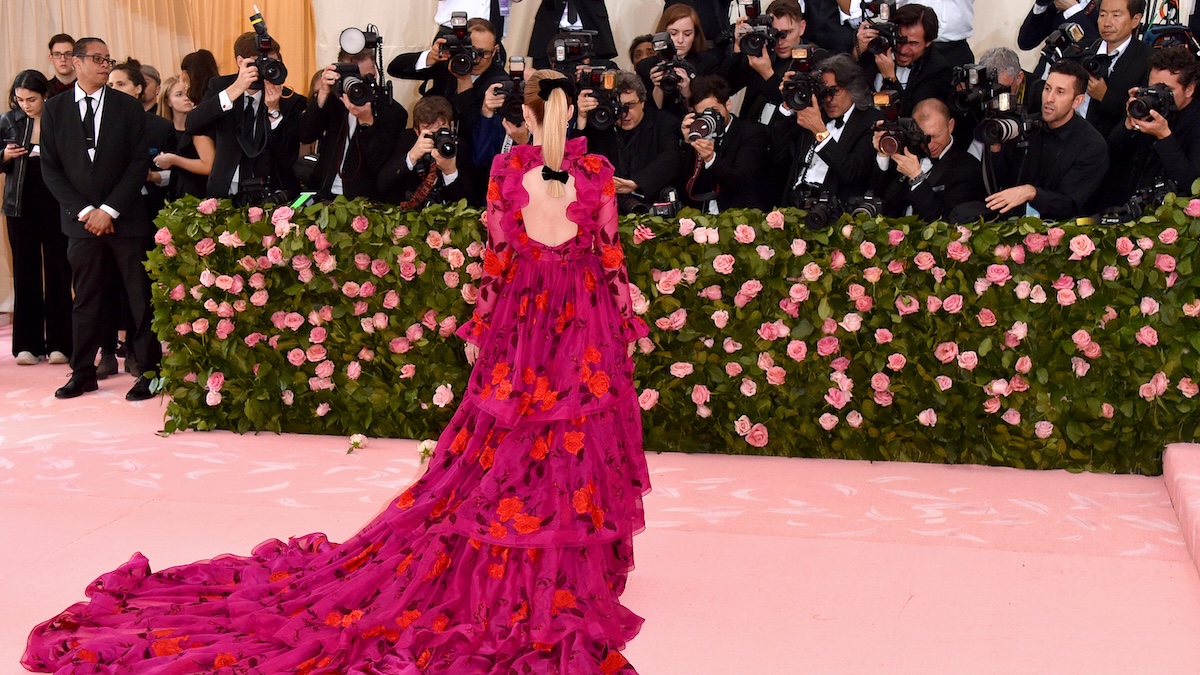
1077 0 1151 137
579 72 681 214
725 0 823 125
871 97 984 220
1019 0 1100 67
676 75 772 212
952 47 1044 148
855 3 954 117
185 30 306 201
1099 46 1200 212
770 53 883 209
300 46 408 201
802 0 860 55
636 5 722 119
528 0 618 68
953 60 1108 221
378 96 468 208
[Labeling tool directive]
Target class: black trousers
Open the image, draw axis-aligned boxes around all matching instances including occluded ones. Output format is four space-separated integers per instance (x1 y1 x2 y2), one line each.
6 212 73 357
65 234 161 378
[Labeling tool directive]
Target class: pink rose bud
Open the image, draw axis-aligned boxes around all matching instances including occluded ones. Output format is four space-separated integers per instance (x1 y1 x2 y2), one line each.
819 413 839 430
1034 421 1054 439
918 408 938 427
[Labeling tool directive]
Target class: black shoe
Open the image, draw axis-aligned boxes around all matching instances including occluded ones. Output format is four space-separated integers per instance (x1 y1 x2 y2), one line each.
124 355 141 377
96 352 119 380
125 375 156 401
114 340 128 358
55 373 99 399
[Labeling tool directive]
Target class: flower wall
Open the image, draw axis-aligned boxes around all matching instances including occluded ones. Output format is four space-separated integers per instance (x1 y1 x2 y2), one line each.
149 196 1200 474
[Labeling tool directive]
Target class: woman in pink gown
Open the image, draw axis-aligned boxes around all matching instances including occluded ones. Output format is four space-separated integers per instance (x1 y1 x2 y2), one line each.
23 68 650 675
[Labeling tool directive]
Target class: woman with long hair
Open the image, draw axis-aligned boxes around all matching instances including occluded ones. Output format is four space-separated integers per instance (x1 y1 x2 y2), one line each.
638 3 721 117
24 69 649 673
180 49 219 105
1 70 71 366
152 75 215 198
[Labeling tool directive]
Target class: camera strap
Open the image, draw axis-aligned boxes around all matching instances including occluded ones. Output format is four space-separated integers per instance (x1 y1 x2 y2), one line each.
400 170 440 210
685 153 718 203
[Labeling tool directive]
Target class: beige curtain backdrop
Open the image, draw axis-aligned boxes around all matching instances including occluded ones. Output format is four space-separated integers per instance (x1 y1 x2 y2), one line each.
1 0 1197 316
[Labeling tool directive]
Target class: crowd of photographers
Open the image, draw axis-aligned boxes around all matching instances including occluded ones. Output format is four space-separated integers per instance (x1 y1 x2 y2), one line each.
5 0 1200 396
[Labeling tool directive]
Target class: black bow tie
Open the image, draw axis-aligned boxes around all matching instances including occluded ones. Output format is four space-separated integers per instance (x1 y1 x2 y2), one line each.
833 116 845 128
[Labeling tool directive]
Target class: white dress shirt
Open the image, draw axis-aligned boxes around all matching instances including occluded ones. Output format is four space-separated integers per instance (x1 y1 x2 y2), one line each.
899 0 974 42
1076 34 1131 120
73 84 120 220
799 104 857 187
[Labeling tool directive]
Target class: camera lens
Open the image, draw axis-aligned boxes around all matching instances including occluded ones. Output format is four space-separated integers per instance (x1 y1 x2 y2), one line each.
449 53 474 76
981 117 1021 145
343 76 372 107
1127 99 1151 121
878 132 901 156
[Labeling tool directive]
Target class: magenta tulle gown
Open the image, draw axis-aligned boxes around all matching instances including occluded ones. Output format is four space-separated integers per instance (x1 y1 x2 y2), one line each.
23 139 651 674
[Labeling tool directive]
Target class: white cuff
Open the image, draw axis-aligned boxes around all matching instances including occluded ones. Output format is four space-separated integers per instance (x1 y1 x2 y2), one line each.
703 154 716 169
155 169 172 187
218 89 234 112
443 170 459 185
876 155 890 170
77 205 95 219
100 204 120 219
1063 2 1085 19
419 49 434 69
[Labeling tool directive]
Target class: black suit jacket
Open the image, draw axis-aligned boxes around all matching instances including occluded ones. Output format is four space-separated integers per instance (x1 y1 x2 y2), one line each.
858 50 955 118
804 0 858 55
677 115 772 211
377 129 470 207
872 141 985 221
664 0 735 48
298 95 408 201
144 112 177 218
583 107 682 200
1084 37 1152 138
185 74 307 198
771 104 884 207
1018 0 1101 52
1099 101 1200 210
40 87 151 238
529 0 617 68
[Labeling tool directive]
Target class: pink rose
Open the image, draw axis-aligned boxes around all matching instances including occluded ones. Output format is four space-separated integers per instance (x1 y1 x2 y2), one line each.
734 415 753 436
791 238 808 256
875 328 893 344
669 362 695 378
766 210 785 229
726 362 743 377
974 278 992 295
888 259 906 275
287 348 306 366
195 238 217 257
310 326 327 344
1015 355 1032 374
691 384 711 406
1116 237 1135 256
766 366 786 386
863 266 883 283
957 351 978 371
934 341 960 364
734 223 757 244
432 384 454 408
802 262 823 281
886 353 906 371
348 215 369 234
678 218 696 236
887 229 905 246
711 310 729 329
870 372 891 392
758 352 776 371
197 198 219 215
818 413 839 431
1185 199 1200 217
1002 408 1021 425
425 230 445 250
1046 227 1065 247
191 318 209 334
895 295 919 316
1023 232 1047 253
816 336 840 357
931 267 946 284
1077 279 1096 298
839 314 862 332
1140 297 1160 315
918 408 938 427
393 364 414 379
873 390 894 406
854 296 874 312
1155 254 1176 273
1082 342 1102 359
1135 325 1158 347
1127 249 1144 266
1068 234 1095 260
1031 421 1054 439
1051 274 1073 290
786 340 808 361
283 312 305 331
1029 285 1047 304
1138 237 1154 250
382 290 401 309
723 338 742 353
370 259 391 277
977 308 997 327
1071 356 1090 377
847 411 864 428
942 294 964 314
859 241 877 259
713 254 736 275
985 264 1012 286
314 360 334 379
936 375 953 391
745 423 769 447
306 345 327 363
438 316 458 338
1011 245 1026 264
830 250 847 270
1160 227 1179 245
1178 378 1199 398
1183 300 1200 317
1056 289 1076 306
946 241 971 262
983 397 1001 414
757 321 781 341
1101 402 1115 418
740 378 758 397
926 296 942 313
914 251 936 270
756 245 776 260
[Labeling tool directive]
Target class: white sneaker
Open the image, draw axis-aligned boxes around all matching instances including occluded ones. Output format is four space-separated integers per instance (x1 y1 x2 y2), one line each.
48 351 69 365
15 351 39 365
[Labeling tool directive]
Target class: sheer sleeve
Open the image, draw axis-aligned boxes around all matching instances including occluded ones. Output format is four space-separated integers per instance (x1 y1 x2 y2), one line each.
594 167 650 344
456 169 514 346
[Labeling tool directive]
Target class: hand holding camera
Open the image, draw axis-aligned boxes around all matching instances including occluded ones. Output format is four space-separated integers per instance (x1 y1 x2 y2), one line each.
1125 84 1175 139
227 58 261 101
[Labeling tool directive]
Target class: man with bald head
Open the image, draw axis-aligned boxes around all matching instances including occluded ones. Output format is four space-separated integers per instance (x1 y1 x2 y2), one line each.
870 97 983 220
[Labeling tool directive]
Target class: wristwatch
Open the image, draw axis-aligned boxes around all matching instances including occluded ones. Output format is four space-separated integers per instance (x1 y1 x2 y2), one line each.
814 130 831 143
267 108 281 120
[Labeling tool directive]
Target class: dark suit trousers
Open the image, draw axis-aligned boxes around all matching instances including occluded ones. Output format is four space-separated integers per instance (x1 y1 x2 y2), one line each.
66 235 161 377
6 211 72 357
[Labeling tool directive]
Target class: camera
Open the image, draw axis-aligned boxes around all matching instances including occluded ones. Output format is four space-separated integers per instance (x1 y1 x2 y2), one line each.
1127 82 1177 121
980 110 1042 145
1100 179 1176 225
1080 49 1115 79
441 11 484 77
578 67 623 131
491 56 527 126
847 191 884 219
551 31 597 72
861 0 901 55
334 25 389 108
1040 22 1087 66
651 187 681 218
414 127 458 174
781 46 823 110
950 64 1007 115
860 0 896 16
740 16 779 57
248 6 287 87
688 107 725 142
804 192 843 230
877 118 929 156
651 32 697 95
618 187 680 217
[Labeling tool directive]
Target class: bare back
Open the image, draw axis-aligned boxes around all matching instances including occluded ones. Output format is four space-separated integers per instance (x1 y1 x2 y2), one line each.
520 168 579 247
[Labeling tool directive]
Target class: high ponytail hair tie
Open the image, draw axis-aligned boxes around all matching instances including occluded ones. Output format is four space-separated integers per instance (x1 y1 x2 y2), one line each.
537 78 577 101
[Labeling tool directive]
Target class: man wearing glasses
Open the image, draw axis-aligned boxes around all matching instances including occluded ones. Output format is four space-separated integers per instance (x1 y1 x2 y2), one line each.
46 34 76 98
39 37 160 402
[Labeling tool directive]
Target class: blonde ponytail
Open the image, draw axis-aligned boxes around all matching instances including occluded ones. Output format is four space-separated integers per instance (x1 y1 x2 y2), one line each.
525 69 573 198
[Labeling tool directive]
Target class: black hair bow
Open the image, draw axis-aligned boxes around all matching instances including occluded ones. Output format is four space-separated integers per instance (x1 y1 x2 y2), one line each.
537 78 577 101
542 165 570 183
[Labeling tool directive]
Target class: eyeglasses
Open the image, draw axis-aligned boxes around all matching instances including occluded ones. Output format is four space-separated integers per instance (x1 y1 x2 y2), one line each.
83 54 117 67
50 51 73 60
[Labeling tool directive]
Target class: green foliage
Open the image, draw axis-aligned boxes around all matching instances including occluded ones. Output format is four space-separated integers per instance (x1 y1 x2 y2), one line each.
149 196 1200 474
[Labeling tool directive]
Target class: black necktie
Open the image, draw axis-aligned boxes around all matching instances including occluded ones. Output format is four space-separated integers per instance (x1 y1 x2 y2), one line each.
82 95 96 149
565 0 579 25
242 98 257 141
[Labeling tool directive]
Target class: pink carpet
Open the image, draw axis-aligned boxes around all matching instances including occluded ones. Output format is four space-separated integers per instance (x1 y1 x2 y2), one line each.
2 323 1200 674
